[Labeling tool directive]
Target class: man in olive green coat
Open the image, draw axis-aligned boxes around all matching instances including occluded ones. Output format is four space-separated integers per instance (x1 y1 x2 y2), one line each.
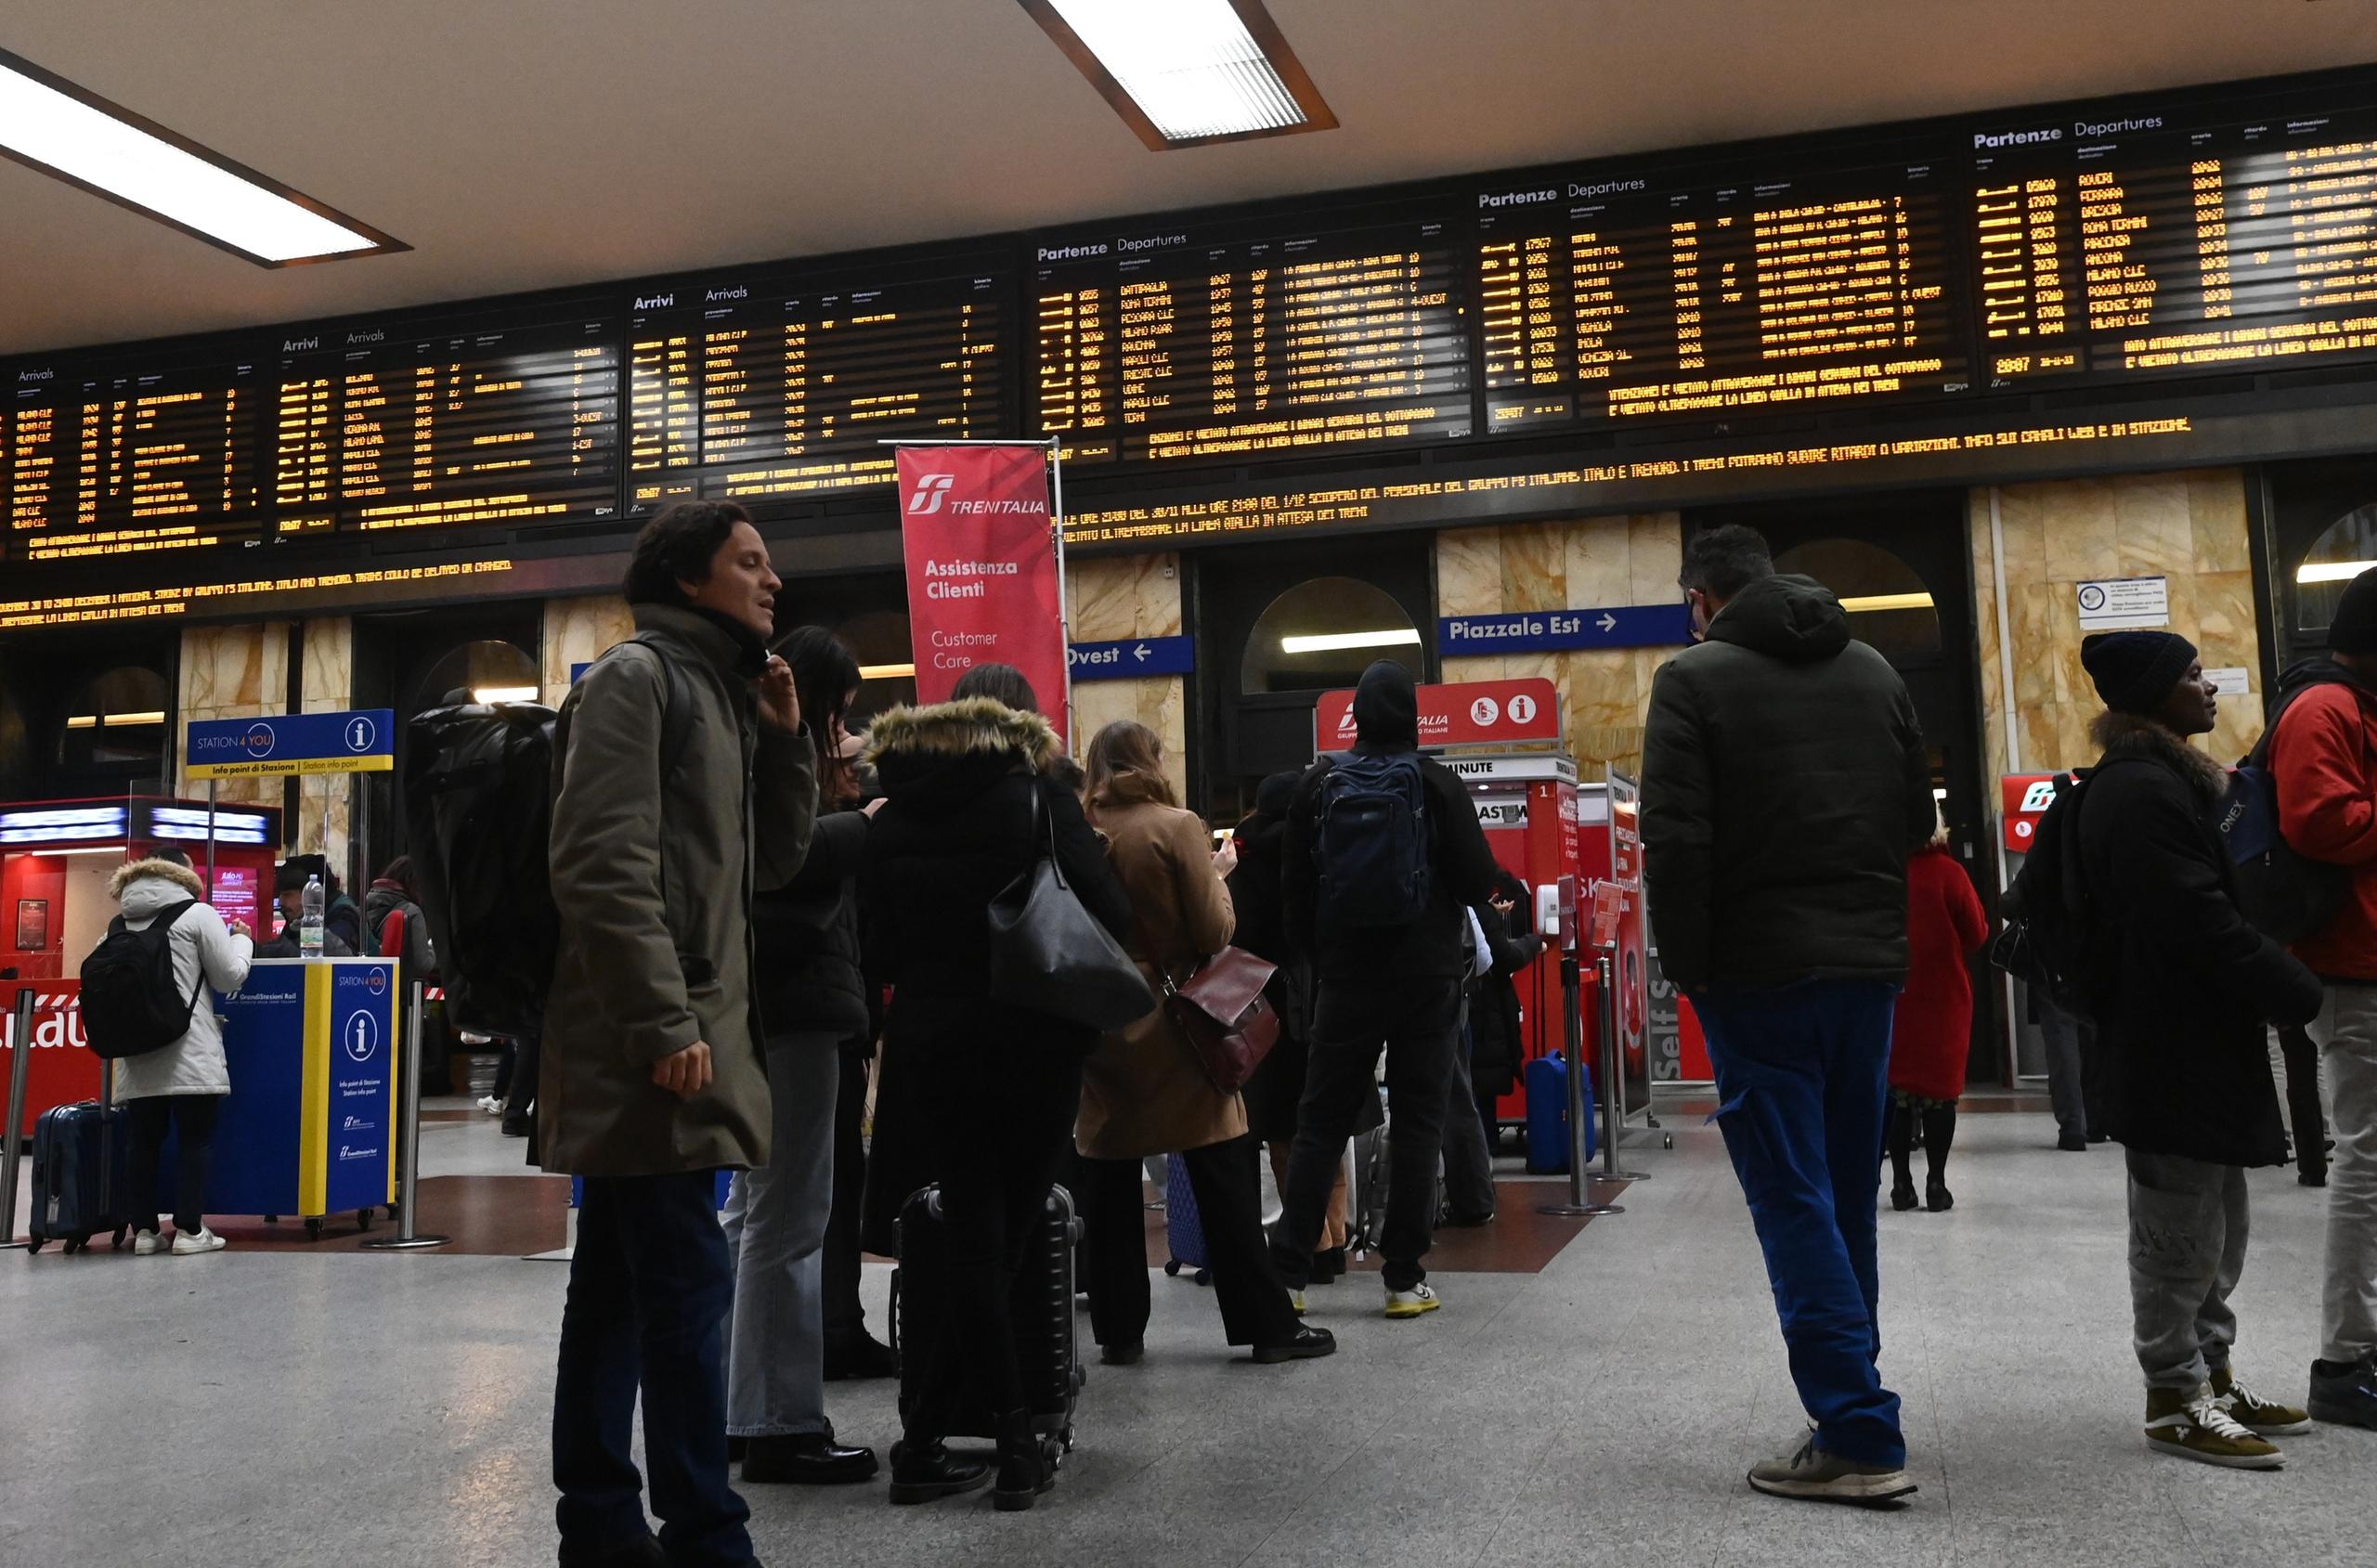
546 499 816 1568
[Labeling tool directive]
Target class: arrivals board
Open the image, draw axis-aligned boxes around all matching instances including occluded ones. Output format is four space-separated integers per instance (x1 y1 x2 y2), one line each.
270 311 619 535
625 259 1008 512
1031 205 1471 463
1969 81 2377 389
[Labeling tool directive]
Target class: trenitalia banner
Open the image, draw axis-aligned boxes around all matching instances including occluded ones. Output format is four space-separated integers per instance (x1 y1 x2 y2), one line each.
897 446 1068 742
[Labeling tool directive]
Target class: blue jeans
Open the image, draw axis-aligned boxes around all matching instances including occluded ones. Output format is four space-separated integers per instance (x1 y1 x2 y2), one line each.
721 1034 838 1436
1695 978 1905 1468
555 1169 751 1566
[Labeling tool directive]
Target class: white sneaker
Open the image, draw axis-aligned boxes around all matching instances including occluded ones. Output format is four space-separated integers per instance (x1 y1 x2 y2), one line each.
476 1095 503 1116
171 1227 227 1256
132 1229 164 1256
1383 1281 1442 1319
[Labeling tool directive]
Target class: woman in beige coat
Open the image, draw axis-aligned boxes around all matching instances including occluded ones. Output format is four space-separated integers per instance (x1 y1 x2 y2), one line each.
1075 721 1332 1366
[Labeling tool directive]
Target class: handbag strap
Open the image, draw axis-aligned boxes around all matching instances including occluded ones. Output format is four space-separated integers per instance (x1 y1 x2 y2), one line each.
1021 768 1068 890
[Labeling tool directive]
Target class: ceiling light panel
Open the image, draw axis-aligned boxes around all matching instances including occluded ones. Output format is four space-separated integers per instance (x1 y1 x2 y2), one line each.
1280 629 1422 654
1022 0 1337 149
0 46 405 267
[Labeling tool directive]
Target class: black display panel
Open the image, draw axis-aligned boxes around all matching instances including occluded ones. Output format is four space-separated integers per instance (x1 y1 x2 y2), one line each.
1972 83 2377 388
1031 203 1471 463
269 311 619 535
5 356 265 562
625 259 1007 512
1473 151 1971 432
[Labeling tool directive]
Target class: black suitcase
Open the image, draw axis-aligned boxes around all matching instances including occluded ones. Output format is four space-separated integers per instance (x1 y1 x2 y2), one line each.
891 1184 1083 1451
26 1099 132 1255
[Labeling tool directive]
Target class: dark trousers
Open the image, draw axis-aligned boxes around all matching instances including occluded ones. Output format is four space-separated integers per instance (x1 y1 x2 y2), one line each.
2278 1024 2328 1177
504 1030 541 1123
1439 1007 1497 1222
124 1094 220 1236
903 1041 1082 1442
1695 979 1906 1469
2039 997 2094 1144
554 1170 750 1568
492 1041 515 1102
1079 1134 1301 1350
822 1044 873 1349
1271 974 1462 1292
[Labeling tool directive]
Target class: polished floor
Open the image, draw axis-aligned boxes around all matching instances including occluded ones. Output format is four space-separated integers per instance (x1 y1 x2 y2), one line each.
4 1105 2370 1568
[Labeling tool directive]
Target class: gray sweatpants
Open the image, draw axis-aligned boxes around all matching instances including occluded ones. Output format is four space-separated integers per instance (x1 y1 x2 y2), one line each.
2309 985 2377 1365
2125 1147 2248 1390
721 1032 840 1437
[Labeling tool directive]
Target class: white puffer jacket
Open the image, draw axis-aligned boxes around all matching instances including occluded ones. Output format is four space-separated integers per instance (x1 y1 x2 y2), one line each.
106 859 253 1099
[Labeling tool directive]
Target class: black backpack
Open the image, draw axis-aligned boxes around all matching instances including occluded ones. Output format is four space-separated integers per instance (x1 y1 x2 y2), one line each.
80 901 205 1059
2217 669 2357 943
404 633 694 1039
1315 751 1433 927
1990 772 2098 1021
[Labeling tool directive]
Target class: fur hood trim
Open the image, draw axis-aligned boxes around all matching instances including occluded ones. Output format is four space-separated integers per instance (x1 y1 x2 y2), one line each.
2090 709 2229 803
864 698 1060 770
110 857 203 901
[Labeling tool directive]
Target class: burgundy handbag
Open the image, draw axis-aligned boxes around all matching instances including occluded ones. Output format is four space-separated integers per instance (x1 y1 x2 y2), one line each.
1157 944 1282 1095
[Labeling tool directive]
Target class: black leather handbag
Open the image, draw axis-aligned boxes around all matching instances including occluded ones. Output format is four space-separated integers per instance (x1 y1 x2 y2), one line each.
988 784 1157 1030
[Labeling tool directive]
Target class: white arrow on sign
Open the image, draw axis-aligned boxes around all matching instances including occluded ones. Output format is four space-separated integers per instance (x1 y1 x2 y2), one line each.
1133 642 1151 662
1597 614 1617 632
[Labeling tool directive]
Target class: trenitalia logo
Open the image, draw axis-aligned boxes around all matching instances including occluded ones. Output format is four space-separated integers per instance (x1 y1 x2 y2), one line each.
908 473 955 515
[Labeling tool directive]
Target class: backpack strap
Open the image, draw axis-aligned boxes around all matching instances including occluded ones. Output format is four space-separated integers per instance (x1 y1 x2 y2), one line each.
147 900 211 1032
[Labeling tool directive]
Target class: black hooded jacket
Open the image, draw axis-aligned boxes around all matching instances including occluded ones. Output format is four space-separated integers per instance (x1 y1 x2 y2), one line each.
1284 662 1503 983
1641 573 1934 991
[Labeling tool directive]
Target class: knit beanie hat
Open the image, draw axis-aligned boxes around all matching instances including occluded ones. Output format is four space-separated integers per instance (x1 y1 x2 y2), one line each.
2081 630 2198 715
2328 566 2377 656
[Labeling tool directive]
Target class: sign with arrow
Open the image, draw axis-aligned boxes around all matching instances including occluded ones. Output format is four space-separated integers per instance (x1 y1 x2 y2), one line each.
1068 635 1196 682
1438 605 1693 656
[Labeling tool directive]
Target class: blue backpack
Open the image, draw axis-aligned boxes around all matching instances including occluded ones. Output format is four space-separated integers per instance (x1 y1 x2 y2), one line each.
2217 672 2355 943
1315 751 1433 927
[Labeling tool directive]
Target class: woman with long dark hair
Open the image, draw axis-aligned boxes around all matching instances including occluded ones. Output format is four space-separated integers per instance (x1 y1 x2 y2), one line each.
719 626 879 1485
1074 721 1333 1366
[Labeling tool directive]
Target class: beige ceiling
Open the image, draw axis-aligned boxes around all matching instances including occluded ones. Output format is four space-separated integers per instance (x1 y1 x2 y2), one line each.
6 0 2377 357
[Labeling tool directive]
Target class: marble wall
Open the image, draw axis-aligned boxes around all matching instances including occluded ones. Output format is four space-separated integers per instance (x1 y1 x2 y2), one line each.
541 594 638 706
173 622 290 807
1436 512 1683 782
1969 469 2260 776
1067 552 1187 798
297 617 354 879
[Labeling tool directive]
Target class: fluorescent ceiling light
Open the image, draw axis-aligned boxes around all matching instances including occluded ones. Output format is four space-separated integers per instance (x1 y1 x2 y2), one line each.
1280 628 1422 654
2300 560 2377 585
1020 0 1336 149
0 46 406 267
1838 592 1935 613
65 715 97 730
103 710 164 727
472 686 539 704
860 663 917 680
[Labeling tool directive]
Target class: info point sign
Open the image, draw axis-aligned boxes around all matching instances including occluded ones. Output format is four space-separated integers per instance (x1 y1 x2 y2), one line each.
186 709 396 781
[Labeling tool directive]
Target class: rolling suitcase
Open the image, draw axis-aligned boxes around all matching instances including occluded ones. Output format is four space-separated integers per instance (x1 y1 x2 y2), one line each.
891 1183 1084 1452
1523 1055 1597 1174
1161 1153 1211 1285
26 1099 132 1255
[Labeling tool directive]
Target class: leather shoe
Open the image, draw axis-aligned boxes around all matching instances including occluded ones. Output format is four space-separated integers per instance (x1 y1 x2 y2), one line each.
1252 1325 1337 1365
558 1534 664 1568
1100 1341 1144 1366
824 1332 899 1381
740 1430 880 1485
888 1440 992 1505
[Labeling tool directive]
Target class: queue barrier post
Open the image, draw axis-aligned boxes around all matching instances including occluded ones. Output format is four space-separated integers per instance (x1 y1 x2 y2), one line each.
1538 951 1623 1219
364 980 449 1251
1 991 32 1249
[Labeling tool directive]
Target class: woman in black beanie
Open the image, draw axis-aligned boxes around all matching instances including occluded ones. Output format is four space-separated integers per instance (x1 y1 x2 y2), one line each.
2069 629 2324 1467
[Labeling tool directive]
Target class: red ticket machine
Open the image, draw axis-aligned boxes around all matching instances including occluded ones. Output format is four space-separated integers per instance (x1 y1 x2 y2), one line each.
0 797 280 1134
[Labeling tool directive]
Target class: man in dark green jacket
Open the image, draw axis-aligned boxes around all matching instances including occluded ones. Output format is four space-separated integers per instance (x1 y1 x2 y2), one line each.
545 499 816 1568
1642 525 1931 1507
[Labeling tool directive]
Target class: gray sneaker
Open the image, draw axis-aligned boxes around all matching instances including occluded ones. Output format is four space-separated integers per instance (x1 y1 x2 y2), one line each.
1748 1436 1917 1506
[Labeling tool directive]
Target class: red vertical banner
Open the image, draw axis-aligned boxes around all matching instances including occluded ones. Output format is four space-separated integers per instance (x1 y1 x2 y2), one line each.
897 446 1068 743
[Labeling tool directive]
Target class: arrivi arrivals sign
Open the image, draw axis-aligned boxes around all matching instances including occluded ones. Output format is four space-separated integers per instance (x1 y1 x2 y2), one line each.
897 446 1069 742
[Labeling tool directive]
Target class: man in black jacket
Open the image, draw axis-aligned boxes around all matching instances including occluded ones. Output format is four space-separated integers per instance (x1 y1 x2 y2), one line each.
1642 525 1931 1506
2072 630 2322 1468
1277 661 1502 1317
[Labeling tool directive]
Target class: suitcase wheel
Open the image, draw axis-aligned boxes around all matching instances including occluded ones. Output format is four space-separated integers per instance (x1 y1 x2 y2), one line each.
1194 1269 1212 1288
24 1238 43 1256
1059 1424 1076 1453
305 1218 324 1241
110 1227 127 1251
357 1208 375 1232
1163 1260 1180 1277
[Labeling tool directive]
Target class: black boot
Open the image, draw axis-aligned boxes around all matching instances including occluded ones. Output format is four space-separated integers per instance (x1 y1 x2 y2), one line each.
1886 1102 1918 1212
1923 1106 1956 1212
993 1407 1057 1512
887 1439 990 1506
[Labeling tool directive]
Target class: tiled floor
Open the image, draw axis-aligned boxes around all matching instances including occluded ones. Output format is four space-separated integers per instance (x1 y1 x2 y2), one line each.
5 1106 2371 1567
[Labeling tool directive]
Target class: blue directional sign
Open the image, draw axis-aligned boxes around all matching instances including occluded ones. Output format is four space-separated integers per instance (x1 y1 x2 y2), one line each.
1068 635 1196 681
1438 605 1693 656
186 708 396 780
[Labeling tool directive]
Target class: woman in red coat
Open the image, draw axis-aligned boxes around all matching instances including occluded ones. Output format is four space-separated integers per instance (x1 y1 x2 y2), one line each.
1888 812 1991 1212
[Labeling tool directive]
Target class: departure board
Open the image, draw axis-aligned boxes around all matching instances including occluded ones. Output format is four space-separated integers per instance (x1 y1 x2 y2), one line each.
1031 209 1470 463
624 262 1007 512
1972 88 2377 389
1474 158 1970 431
4 357 265 562
270 314 619 534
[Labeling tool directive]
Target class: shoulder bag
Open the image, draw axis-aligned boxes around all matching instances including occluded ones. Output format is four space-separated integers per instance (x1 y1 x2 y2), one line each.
988 782 1157 1030
1135 906 1282 1095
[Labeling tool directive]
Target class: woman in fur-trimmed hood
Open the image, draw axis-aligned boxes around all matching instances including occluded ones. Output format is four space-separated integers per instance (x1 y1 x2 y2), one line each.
108 850 255 1253
855 674 1134 1504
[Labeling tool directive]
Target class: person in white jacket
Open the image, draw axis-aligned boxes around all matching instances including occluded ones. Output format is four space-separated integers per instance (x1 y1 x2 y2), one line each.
110 849 253 1256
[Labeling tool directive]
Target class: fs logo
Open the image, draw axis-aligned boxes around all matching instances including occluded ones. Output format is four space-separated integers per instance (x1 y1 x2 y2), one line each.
907 473 955 515
2019 780 2059 813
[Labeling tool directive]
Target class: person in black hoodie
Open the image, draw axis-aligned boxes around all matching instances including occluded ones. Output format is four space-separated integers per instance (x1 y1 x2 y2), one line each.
1467 872 1544 1155
860 669 1132 1512
1642 525 1932 1506
2071 630 2323 1467
719 627 879 1487
1273 661 1502 1318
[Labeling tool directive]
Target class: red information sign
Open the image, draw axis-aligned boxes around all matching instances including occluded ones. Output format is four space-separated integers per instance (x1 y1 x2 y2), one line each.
1588 880 1625 951
897 446 1069 742
1315 677 1561 751
1 979 97 1137
2002 773 2060 854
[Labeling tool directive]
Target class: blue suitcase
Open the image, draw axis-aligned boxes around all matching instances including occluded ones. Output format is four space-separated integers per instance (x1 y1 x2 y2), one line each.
1522 1056 1598 1174
27 1099 132 1255
1162 1153 1211 1285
